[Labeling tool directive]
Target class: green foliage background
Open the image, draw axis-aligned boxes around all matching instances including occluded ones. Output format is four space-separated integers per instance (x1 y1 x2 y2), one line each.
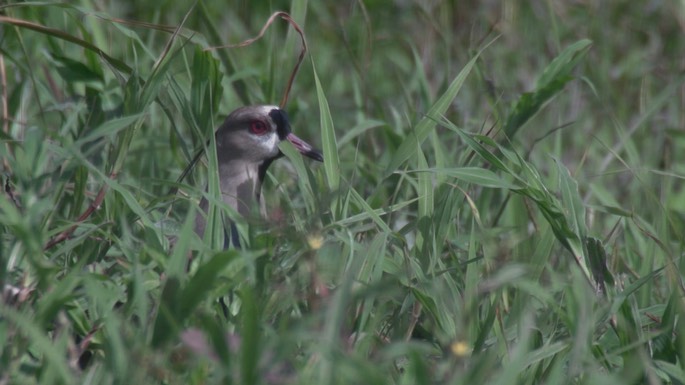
1 1 685 384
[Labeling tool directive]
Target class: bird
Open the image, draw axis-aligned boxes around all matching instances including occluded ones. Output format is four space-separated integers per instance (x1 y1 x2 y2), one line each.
194 105 323 247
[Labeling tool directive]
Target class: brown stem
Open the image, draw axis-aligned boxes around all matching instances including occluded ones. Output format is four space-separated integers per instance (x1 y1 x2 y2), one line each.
1 53 10 172
404 301 422 341
44 172 117 250
204 12 308 109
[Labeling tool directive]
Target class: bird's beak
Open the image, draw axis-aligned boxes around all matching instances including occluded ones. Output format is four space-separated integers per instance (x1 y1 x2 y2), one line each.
286 133 324 162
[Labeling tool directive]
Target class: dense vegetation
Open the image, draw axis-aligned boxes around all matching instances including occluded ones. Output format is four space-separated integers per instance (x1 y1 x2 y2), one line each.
1 1 684 384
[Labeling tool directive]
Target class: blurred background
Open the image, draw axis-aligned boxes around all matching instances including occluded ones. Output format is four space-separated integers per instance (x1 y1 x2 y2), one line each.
2 1 685 384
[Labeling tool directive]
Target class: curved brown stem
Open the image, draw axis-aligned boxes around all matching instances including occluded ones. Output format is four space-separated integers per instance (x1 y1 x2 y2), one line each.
204 12 308 109
44 172 117 250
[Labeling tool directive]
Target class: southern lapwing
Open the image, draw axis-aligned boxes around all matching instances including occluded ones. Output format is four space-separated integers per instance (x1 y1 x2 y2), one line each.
194 105 323 246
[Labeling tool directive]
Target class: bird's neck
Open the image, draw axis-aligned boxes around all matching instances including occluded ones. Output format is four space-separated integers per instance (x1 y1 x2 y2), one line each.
195 159 273 239
218 160 266 218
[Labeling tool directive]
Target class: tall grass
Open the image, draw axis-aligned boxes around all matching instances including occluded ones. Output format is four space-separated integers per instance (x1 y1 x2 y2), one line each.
1 1 684 384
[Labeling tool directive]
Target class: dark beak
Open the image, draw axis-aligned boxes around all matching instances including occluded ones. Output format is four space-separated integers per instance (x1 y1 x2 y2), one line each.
286 133 324 162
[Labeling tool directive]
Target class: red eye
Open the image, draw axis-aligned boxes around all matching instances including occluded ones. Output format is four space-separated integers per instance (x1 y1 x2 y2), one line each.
249 121 269 135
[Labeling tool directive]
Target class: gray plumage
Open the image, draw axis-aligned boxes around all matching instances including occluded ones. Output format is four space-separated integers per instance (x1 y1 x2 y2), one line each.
194 105 323 243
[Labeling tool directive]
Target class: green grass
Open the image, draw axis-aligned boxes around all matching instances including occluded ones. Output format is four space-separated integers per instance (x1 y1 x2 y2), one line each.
1 1 685 384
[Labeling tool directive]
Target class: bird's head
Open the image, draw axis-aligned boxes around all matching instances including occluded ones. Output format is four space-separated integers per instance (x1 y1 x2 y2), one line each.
216 105 323 164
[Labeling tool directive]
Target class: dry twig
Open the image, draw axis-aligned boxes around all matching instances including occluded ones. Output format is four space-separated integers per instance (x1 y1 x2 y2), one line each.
43 173 117 250
205 11 308 109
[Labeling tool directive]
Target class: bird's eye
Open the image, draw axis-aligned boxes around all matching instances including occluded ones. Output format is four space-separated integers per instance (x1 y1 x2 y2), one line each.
249 121 269 135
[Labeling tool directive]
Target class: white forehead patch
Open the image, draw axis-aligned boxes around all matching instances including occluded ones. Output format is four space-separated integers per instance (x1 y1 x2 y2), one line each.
258 105 280 115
